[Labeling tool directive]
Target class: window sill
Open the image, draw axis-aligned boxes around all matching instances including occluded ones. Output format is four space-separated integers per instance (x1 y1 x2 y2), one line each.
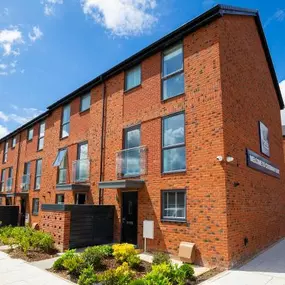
124 84 142 94
32 213 39 216
162 169 186 175
37 149 43 153
79 108 90 115
161 218 187 224
161 92 185 103
34 189 40 191
60 136 69 141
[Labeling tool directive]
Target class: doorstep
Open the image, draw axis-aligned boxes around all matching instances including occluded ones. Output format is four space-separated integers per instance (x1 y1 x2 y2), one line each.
138 252 211 277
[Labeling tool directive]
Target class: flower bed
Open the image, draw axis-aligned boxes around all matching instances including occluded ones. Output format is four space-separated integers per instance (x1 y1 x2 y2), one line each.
0 226 57 262
50 244 196 285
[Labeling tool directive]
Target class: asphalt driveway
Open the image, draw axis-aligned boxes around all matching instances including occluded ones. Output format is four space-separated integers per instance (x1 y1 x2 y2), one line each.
202 239 285 285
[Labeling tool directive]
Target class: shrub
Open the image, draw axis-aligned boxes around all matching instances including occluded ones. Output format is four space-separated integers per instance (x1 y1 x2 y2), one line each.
78 265 98 285
63 254 86 276
82 246 103 268
144 275 172 285
53 249 76 271
152 252 170 265
112 243 137 263
129 279 146 285
97 244 113 257
175 263 195 283
127 254 141 269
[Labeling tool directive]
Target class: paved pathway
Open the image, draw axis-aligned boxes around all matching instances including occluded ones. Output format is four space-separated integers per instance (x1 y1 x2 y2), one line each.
202 238 285 285
0 251 72 285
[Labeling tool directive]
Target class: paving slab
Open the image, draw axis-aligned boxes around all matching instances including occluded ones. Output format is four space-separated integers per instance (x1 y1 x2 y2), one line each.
201 238 285 285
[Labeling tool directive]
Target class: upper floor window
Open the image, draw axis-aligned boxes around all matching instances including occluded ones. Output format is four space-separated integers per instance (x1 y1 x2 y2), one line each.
61 104 70 138
3 141 8 163
162 112 186 173
12 137 16 148
6 167 13 192
27 128 33 141
53 148 67 184
162 44 184 100
125 65 141 91
74 142 89 183
32 198 39 216
38 122 45 151
80 93 91 112
35 159 42 190
0 169 6 192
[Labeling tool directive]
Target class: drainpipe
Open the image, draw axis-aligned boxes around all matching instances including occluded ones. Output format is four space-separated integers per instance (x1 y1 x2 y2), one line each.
99 76 107 205
14 132 22 205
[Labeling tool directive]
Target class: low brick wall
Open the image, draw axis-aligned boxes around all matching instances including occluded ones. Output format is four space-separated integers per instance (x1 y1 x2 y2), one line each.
40 210 71 251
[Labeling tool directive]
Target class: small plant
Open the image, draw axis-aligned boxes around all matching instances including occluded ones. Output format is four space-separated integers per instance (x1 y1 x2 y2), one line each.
78 265 98 285
127 254 141 269
112 243 137 263
97 244 113 257
152 252 170 265
63 254 86 276
82 246 103 268
53 249 76 270
175 263 195 283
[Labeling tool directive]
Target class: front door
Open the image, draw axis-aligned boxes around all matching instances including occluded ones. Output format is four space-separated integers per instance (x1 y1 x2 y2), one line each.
20 198 26 226
122 191 138 245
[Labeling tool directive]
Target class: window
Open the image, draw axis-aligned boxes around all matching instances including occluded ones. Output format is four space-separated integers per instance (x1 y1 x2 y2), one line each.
125 65 141 91
32 198 39 215
122 126 141 177
74 142 89 182
75 193 86 205
27 128 33 141
162 190 186 221
78 142 88 160
38 122 45 151
0 169 6 192
53 149 68 184
162 44 184 100
34 159 42 190
3 141 8 163
22 162 31 191
162 113 185 173
80 93 91 112
56 194 64 205
12 137 16 148
61 104 70 138
6 167 13 191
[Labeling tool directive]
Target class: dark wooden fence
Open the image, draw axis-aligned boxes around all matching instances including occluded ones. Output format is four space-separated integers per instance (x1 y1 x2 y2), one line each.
0 206 19 227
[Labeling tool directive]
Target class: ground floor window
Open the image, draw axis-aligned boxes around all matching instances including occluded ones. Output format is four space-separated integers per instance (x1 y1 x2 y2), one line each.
32 198 39 216
5 197 12 205
75 193 86 204
161 190 186 221
56 194 64 204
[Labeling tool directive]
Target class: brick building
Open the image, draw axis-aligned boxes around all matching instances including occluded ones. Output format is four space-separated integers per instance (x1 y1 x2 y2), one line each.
0 5 284 268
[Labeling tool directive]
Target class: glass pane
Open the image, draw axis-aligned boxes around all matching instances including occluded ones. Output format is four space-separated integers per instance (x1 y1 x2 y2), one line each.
177 192 186 218
122 148 140 177
12 137 16 147
5 142 8 151
163 73 184 100
163 146 186 172
35 177 41 189
61 123 70 138
125 127 140 149
163 113 184 147
53 149 67 167
38 137 44 150
39 122 45 137
75 159 89 181
58 168 67 184
81 94 91 112
126 65 141 90
62 105 70 124
163 45 183 77
57 195 64 204
28 128 33 140
164 192 176 218
24 162 31 175
78 143 88 160
36 160 42 175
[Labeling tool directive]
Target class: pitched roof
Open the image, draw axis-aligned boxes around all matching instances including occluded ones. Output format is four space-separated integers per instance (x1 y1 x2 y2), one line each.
0 4 283 143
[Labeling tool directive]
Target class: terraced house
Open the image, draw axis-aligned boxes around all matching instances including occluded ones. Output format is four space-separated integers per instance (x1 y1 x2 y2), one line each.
0 5 285 268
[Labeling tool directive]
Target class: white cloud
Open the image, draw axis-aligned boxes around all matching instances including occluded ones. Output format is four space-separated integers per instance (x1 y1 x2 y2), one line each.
0 111 9 122
42 0 64 16
280 80 285 125
81 0 158 36
28 26 43 42
0 125 9 139
0 64 7 70
0 28 23 56
265 9 285 27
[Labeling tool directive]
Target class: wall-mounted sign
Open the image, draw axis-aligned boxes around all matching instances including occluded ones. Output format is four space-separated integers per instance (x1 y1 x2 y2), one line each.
259 121 270 157
246 149 280 178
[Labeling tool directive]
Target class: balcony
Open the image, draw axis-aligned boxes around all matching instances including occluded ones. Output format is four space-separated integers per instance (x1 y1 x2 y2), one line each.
72 159 90 183
6 178 13 192
21 175 30 192
116 146 147 179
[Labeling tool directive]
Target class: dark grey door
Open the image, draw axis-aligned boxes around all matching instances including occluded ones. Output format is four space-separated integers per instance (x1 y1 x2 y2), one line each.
122 192 138 245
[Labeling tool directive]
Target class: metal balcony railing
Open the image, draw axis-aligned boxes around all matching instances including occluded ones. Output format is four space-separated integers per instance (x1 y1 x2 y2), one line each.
21 175 30 192
116 146 147 179
72 159 90 183
6 178 12 192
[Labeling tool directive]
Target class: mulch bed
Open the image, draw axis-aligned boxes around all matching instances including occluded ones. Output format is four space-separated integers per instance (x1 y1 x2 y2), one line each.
4 248 58 262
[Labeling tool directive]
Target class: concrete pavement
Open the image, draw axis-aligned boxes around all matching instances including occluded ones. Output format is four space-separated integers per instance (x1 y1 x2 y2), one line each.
0 251 72 285
202 238 285 285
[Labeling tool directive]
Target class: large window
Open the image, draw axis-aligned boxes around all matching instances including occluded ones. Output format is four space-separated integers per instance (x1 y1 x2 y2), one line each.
6 167 13 192
61 104 70 138
0 169 6 192
53 149 68 184
34 159 42 190
74 142 89 182
12 137 16 148
161 190 186 221
3 141 8 163
38 122 45 151
162 112 185 173
22 162 31 191
80 93 91 112
32 198 39 216
125 65 141 91
27 128 33 141
162 44 184 100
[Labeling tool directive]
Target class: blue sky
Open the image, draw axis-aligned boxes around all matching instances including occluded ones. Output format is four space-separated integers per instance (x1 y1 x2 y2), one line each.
0 0 285 138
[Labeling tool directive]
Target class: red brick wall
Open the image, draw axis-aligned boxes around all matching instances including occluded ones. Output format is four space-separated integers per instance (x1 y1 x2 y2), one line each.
219 15 285 267
41 210 71 251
